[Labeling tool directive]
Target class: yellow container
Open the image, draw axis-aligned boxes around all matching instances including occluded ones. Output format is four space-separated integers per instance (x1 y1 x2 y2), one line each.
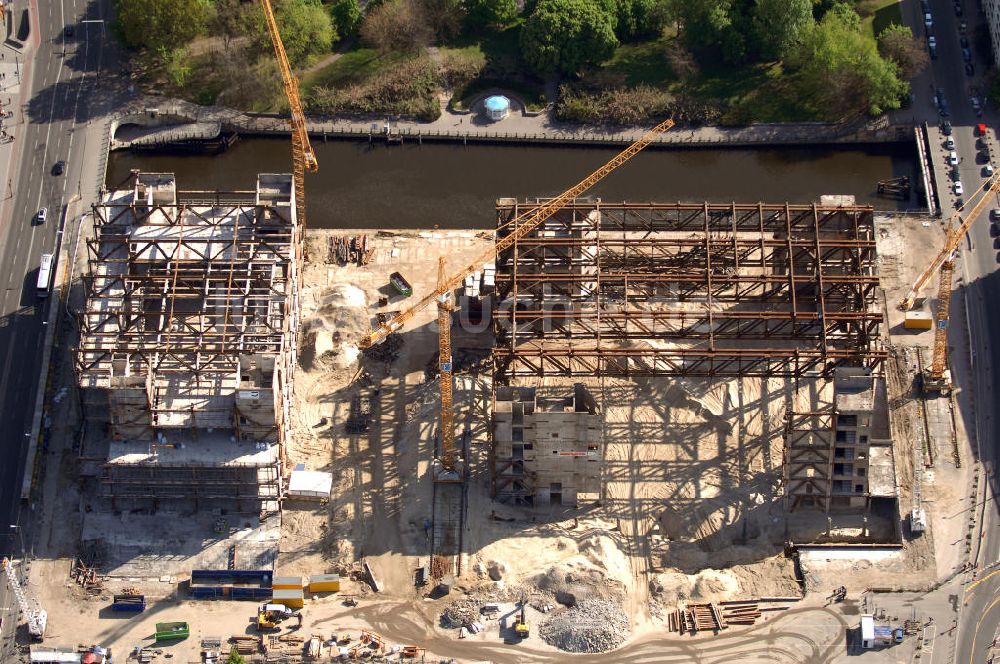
904 311 933 330
308 574 341 593
272 576 304 590
271 588 305 609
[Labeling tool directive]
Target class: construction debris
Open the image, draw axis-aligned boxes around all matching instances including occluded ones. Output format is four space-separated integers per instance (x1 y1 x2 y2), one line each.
538 599 630 653
327 234 373 266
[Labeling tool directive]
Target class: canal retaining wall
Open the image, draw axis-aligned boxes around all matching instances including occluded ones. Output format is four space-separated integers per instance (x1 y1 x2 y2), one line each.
108 97 914 152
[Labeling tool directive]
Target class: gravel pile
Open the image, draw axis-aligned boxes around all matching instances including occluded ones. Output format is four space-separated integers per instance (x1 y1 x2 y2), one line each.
539 598 630 653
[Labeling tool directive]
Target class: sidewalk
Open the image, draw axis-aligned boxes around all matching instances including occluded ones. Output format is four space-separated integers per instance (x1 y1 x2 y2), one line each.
114 96 913 149
0 43 28 224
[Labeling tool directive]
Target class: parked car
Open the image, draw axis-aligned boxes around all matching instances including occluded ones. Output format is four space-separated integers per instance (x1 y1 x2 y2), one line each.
929 36 938 49
945 137 955 149
961 36 970 48
963 48 973 63
955 2 963 16
960 21 968 33
921 0 930 10
924 12 933 29
955 181 964 195
35 208 46 224
990 208 1000 222
63 25 74 38
984 164 994 177
966 63 975 76
943 120 953 135
948 151 960 166
51 160 64 176
940 100 950 116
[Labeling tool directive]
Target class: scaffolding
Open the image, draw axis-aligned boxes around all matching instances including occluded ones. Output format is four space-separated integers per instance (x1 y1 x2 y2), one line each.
492 200 884 381
76 172 299 510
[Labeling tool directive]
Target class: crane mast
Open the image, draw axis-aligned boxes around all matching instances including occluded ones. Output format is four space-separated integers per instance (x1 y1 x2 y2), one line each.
3 557 45 640
359 118 675 349
260 0 318 235
436 257 457 476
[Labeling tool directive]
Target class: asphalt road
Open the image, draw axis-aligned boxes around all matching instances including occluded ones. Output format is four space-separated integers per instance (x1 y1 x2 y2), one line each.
908 0 1000 662
0 0 122 655
0 0 108 552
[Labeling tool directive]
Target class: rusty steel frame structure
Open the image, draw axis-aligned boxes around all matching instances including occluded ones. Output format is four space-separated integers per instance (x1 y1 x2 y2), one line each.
492 201 885 381
77 175 300 460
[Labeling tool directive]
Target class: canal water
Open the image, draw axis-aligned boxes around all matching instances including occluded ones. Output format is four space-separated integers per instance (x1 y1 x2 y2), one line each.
106 138 918 229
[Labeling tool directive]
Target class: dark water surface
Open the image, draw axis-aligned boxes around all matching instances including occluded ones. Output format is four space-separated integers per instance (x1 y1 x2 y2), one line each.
107 138 918 229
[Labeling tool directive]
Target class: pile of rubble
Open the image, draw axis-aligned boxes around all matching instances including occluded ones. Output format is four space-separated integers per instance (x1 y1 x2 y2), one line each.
440 585 535 628
539 598 630 653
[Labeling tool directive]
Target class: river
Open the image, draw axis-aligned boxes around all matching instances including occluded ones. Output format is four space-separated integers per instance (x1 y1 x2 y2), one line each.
106 138 919 229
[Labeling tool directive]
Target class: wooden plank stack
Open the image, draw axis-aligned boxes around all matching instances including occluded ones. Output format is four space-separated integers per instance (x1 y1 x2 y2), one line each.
720 602 761 625
667 602 725 633
229 635 260 655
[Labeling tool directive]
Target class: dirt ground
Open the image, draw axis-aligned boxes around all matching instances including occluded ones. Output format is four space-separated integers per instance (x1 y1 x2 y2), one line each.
25 213 973 662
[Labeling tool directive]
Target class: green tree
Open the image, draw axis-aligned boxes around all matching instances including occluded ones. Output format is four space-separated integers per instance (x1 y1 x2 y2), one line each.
328 0 362 38
247 0 333 66
520 0 619 75
227 651 246 664
786 5 907 117
274 0 334 65
877 23 929 79
610 0 661 41
671 0 734 53
360 0 432 53
752 0 813 60
116 0 207 51
421 0 466 39
463 0 517 31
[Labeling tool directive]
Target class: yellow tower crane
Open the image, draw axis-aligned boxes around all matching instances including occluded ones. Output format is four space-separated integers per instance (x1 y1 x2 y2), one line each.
436 257 457 478
359 118 676 474
899 174 1000 392
260 0 318 233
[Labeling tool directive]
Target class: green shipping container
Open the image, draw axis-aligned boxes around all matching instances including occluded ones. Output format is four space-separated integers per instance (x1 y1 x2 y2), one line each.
155 621 190 642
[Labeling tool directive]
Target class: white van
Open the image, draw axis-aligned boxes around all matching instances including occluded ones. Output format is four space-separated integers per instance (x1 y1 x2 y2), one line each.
36 253 53 298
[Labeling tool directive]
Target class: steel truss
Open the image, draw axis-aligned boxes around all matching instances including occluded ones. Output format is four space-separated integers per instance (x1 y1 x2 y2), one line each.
78 200 295 380
493 201 884 380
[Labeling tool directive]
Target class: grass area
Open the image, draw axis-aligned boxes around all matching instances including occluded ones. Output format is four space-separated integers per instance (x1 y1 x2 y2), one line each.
857 0 904 39
682 57 808 123
600 37 677 87
300 48 407 93
443 23 549 111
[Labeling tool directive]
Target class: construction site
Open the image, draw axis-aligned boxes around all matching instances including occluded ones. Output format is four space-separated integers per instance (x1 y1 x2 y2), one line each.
8 146 972 663
1 6 982 663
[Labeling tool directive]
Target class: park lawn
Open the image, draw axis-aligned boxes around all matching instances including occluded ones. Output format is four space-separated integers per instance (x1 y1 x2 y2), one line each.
856 0 904 39
600 37 677 87
300 48 408 93
683 58 812 123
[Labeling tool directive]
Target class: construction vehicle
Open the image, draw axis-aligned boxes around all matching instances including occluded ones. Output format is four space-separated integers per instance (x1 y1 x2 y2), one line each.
358 118 676 476
2 557 46 640
257 603 294 631
514 598 530 639
899 174 1000 393
259 0 318 235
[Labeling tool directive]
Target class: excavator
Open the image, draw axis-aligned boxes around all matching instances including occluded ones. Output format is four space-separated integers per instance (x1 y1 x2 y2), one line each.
899 174 1000 393
514 597 530 639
